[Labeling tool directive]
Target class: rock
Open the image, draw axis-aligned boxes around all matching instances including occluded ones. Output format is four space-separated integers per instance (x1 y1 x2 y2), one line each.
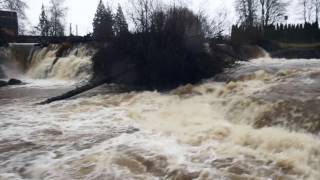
0 80 7 87
0 79 25 88
7 79 23 85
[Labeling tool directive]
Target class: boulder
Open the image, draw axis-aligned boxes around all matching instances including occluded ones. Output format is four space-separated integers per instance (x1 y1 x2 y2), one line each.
7 79 23 85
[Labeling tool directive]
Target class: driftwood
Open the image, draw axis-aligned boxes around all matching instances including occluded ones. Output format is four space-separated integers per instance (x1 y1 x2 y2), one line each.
39 79 108 105
39 69 131 105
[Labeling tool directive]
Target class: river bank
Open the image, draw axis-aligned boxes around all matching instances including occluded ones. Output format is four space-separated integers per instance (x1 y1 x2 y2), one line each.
257 40 320 59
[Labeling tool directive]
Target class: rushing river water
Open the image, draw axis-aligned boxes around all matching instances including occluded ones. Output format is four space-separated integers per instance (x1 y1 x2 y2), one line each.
1 45 320 180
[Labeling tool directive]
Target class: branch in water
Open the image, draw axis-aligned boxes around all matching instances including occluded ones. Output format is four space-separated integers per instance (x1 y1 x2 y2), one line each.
38 69 132 105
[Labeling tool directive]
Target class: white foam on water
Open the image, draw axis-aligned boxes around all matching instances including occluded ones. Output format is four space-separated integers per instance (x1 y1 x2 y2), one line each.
26 44 93 81
1 56 320 179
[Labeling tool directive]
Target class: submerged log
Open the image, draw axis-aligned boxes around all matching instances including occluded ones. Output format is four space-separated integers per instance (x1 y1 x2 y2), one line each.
39 69 132 105
39 79 108 105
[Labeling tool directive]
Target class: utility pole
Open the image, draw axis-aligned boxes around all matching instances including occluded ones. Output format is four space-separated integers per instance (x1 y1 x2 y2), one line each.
69 23 73 36
76 25 78 36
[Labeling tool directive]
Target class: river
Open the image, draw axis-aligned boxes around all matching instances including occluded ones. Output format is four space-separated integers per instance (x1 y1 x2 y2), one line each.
0 44 320 180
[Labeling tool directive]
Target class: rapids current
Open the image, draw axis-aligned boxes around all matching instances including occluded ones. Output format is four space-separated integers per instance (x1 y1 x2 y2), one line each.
0 45 320 180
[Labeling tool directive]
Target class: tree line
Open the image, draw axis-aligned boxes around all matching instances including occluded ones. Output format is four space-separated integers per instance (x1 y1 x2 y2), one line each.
235 0 320 27
0 0 67 36
234 0 320 42
236 0 288 28
92 0 128 41
232 21 320 42
90 0 228 88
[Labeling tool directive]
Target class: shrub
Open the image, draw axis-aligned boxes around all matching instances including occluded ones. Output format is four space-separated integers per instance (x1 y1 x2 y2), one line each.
92 7 226 89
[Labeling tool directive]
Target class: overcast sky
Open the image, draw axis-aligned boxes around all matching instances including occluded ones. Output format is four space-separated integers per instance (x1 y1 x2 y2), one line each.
25 0 301 35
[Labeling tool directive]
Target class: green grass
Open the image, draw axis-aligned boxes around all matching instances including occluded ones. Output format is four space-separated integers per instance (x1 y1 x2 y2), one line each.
279 42 320 49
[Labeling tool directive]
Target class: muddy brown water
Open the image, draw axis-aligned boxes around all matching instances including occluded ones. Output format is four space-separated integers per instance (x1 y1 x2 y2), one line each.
1 56 320 180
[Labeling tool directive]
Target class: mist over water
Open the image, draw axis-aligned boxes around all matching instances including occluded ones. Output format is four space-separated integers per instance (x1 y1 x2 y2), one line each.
1 45 320 179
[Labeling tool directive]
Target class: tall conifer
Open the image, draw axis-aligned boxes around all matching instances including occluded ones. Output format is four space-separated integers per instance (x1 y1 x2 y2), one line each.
114 4 129 36
93 0 114 41
38 4 50 36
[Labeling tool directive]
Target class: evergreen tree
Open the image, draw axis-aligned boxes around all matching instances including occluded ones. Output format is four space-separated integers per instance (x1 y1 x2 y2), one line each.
114 4 129 36
92 0 114 41
38 4 50 36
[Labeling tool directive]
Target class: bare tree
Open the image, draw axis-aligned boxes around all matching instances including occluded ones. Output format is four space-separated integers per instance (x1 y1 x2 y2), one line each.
198 8 229 38
236 0 259 27
313 0 320 22
48 0 67 36
301 0 308 22
128 0 159 32
259 0 288 26
0 0 28 34
299 0 314 23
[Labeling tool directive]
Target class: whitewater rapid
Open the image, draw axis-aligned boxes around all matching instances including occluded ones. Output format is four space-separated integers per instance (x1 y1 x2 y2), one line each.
1 49 320 179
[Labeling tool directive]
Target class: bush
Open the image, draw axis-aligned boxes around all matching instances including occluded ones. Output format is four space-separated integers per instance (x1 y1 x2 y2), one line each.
92 7 226 89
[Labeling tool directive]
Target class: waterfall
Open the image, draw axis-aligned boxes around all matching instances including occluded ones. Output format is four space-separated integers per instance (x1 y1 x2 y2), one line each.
6 43 95 81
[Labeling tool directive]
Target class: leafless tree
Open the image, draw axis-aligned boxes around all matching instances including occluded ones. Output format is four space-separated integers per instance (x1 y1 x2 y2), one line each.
301 0 308 22
299 0 314 23
48 0 67 36
0 0 28 34
236 0 259 27
128 0 159 32
198 8 229 38
313 0 320 22
259 0 288 26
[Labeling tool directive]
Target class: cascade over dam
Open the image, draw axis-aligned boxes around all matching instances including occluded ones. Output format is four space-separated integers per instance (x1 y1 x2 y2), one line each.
0 43 320 180
1 43 94 81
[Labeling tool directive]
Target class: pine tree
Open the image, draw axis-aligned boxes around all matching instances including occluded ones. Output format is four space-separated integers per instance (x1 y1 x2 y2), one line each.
92 0 114 41
114 4 129 36
38 4 50 36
